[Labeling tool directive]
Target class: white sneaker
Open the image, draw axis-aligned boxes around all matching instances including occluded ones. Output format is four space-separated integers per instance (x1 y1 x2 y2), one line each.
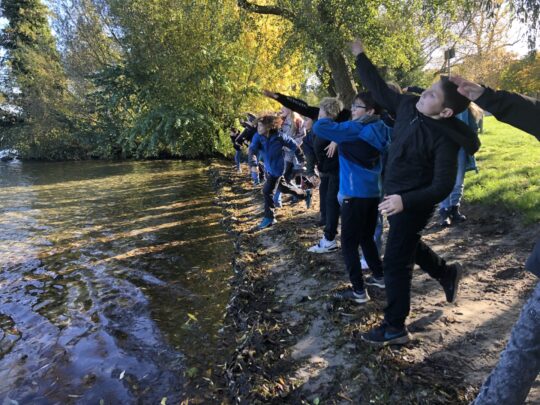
360 258 369 270
308 237 338 253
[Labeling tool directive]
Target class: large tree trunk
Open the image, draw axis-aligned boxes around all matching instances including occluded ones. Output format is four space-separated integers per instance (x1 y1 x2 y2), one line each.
326 50 357 106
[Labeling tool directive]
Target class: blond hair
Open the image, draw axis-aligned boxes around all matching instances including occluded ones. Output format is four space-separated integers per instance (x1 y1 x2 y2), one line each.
319 97 343 119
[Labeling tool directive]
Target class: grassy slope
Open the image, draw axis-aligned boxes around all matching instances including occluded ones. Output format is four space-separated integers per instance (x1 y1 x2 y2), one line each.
464 116 539 223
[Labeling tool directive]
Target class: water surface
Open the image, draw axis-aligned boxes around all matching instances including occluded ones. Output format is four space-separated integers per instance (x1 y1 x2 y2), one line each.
0 160 232 403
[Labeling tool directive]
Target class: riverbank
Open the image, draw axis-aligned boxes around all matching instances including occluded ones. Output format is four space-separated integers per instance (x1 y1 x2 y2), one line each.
210 161 539 404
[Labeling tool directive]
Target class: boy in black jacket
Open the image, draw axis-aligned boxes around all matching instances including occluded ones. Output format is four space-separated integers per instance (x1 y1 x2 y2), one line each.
350 39 481 345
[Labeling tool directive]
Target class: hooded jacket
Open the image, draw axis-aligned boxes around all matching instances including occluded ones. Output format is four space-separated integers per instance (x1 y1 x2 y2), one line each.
313 115 391 198
355 52 481 211
249 130 298 178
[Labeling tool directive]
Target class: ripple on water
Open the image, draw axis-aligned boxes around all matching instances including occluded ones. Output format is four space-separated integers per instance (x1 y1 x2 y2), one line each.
0 161 232 403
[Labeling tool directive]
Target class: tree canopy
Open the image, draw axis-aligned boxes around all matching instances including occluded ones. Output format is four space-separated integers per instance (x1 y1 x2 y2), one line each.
0 0 537 160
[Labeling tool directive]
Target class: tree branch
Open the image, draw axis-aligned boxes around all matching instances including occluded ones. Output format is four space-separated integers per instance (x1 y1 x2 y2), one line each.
237 0 294 21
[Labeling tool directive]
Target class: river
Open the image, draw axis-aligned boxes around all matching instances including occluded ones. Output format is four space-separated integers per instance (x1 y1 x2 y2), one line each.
0 160 233 403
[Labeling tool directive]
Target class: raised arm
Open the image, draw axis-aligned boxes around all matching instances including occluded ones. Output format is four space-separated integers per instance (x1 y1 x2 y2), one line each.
351 39 404 115
450 76 540 140
263 89 320 120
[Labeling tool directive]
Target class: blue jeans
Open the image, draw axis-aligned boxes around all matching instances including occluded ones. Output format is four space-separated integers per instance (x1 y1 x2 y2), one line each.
473 280 540 405
440 148 467 209
234 150 243 170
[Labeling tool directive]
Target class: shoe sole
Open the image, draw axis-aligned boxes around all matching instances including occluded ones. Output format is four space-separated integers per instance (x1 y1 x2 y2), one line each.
448 264 463 303
365 281 385 289
308 246 339 253
361 332 411 346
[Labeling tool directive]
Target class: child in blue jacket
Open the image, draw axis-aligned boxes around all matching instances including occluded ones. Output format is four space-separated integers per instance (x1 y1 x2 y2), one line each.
313 93 391 304
249 113 311 229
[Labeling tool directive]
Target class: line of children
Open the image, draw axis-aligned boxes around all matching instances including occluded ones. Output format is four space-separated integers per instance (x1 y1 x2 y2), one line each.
262 89 349 254
236 37 484 347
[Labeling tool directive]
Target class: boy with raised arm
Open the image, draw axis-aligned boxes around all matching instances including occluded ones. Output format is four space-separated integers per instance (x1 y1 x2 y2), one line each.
350 38 480 345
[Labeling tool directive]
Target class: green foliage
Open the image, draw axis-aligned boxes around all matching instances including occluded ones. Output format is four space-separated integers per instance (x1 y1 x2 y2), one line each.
0 0 81 159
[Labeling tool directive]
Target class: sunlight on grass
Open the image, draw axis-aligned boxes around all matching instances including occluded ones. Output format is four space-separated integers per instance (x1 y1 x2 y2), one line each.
464 117 539 223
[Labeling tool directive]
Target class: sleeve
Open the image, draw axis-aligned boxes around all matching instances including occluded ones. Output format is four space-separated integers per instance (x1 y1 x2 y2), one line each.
355 53 405 115
279 134 298 151
475 87 540 140
248 133 261 155
405 86 425 94
400 140 459 211
275 93 320 120
313 118 361 144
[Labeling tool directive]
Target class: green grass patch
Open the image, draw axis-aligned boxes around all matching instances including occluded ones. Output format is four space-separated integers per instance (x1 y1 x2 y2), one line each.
464 116 539 224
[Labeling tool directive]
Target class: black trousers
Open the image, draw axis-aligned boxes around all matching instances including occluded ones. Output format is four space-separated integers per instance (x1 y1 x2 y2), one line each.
263 175 305 219
383 208 451 329
319 173 340 241
341 197 383 291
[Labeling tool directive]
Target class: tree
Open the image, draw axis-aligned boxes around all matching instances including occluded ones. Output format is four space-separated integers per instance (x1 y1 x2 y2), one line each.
237 0 474 104
0 0 78 159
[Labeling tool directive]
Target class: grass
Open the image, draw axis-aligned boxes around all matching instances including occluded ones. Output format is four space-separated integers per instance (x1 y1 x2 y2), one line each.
464 116 539 224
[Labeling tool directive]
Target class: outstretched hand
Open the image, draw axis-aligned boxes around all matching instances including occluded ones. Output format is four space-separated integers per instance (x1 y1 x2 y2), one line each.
262 89 278 99
349 38 365 56
449 76 485 101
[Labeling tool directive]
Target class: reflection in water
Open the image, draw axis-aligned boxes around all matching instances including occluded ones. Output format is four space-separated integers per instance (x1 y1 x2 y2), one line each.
0 160 232 403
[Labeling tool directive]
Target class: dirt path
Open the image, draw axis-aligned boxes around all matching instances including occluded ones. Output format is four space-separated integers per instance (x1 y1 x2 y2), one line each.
211 162 539 404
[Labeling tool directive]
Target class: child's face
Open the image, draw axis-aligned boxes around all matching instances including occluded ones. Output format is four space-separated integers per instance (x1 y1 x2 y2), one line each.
351 98 372 120
416 81 447 117
257 122 270 136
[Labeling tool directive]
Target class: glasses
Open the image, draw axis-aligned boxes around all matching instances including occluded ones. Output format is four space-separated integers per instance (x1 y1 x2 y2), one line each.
351 104 367 110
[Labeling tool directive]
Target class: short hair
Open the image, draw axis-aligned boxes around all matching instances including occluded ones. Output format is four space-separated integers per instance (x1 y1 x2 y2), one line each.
440 76 470 116
319 97 343 119
256 112 282 131
354 92 382 115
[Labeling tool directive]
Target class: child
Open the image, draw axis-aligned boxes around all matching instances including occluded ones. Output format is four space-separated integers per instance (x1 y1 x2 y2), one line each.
313 95 391 303
229 127 243 172
350 38 480 345
249 113 311 229
262 89 348 252
237 113 264 185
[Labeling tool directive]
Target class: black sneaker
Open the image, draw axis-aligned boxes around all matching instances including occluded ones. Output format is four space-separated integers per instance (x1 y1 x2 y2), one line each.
333 288 370 304
440 263 463 303
361 321 411 346
450 205 467 223
365 275 385 289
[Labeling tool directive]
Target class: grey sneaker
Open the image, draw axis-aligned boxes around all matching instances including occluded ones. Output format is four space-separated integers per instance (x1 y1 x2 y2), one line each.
365 275 385 289
333 288 370 304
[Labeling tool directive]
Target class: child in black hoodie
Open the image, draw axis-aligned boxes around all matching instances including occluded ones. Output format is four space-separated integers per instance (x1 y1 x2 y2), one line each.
350 39 481 345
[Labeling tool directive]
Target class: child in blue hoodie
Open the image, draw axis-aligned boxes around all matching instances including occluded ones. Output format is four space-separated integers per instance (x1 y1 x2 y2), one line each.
249 113 311 229
313 93 391 304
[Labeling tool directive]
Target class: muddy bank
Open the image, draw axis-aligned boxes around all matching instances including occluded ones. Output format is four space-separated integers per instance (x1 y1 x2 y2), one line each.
210 161 539 404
